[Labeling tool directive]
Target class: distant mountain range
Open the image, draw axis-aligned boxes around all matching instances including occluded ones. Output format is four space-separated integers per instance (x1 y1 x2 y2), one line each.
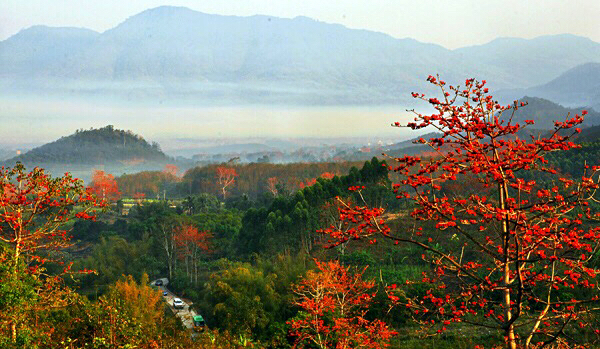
1 6 599 105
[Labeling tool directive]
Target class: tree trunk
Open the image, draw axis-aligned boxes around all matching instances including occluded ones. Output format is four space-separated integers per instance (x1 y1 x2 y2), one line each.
11 322 16 343
499 181 517 349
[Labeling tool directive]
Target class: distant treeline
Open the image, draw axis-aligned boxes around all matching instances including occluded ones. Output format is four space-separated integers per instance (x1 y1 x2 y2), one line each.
117 161 372 199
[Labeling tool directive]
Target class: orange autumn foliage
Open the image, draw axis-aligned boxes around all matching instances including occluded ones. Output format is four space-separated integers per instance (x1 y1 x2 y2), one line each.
89 170 120 202
289 259 396 349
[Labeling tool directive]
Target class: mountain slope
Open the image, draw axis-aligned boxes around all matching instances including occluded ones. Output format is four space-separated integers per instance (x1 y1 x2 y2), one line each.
510 96 600 129
520 63 600 110
0 26 99 80
454 35 600 89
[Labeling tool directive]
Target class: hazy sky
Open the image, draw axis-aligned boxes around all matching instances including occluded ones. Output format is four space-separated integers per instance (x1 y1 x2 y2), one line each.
1 0 599 48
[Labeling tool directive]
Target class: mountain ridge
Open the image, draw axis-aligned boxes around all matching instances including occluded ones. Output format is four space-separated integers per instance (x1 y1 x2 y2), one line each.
1 6 599 105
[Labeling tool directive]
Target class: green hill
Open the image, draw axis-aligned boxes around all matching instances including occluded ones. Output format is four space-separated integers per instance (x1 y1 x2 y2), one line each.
7 125 169 165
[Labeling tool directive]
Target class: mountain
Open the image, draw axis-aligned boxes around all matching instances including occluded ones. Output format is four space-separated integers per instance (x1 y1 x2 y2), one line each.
454 35 600 89
2 6 599 105
5 125 169 166
516 63 600 110
0 26 99 82
510 96 600 130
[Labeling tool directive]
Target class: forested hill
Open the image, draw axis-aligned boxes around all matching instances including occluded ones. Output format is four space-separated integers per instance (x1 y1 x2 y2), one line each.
6 125 169 165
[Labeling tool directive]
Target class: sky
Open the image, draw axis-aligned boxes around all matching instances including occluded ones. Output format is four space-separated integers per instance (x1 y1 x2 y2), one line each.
1 0 600 48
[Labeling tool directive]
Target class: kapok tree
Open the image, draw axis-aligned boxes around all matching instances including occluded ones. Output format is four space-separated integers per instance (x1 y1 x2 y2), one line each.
89 170 120 202
216 166 238 200
173 224 212 285
288 259 396 349
267 176 279 196
322 76 600 349
0 163 99 344
320 172 336 180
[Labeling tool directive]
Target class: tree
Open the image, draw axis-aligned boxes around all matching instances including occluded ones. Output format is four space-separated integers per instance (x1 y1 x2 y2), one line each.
0 163 98 345
267 177 279 196
163 164 179 177
288 259 396 349
322 76 600 349
202 260 281 341
57 274 170 348
173 224 212 285
320 172 336 180
89 170 120 202
216 166 238 200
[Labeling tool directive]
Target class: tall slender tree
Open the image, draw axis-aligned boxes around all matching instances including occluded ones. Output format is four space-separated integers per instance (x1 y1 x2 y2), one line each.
216 166 238 200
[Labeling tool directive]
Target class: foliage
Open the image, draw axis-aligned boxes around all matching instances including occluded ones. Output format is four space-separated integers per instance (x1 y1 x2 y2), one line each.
0 163 99 345
216 166 239 200
89 170 121 202
321 76 600 349
200 254 310 345
174 224 212 285
53 274 182 349
288 259 396 349
236 157 391 257
78 236 162 295
117 170 179 198
182 193 221 215
181 162 363 200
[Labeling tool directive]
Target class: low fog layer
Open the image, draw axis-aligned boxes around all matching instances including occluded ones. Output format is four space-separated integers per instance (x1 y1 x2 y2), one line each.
0 94 414 148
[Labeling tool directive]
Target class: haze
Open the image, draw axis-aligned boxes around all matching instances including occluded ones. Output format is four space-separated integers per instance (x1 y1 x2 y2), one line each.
1 2 599 153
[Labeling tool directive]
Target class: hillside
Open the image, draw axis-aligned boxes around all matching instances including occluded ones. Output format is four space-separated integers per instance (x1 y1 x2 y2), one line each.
1 6 599 105
523 63 600 110
6 125 169 165
454 35 600 89
510 96 600 129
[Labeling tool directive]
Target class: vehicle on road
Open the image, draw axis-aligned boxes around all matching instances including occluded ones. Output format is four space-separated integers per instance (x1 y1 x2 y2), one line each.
193 315 205 331
155 280 163 286
162 291 168 296
173 298 184 309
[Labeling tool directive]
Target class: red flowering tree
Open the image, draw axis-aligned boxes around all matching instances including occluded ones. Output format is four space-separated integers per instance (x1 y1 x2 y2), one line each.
320 172 336 180
0 163 99 344
163 164 179 178
216 166 238 200
267 176 279 196
288 259 396 349
322 76 600 349
89 170 120 202
173 224 212 285
299 178 317 189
